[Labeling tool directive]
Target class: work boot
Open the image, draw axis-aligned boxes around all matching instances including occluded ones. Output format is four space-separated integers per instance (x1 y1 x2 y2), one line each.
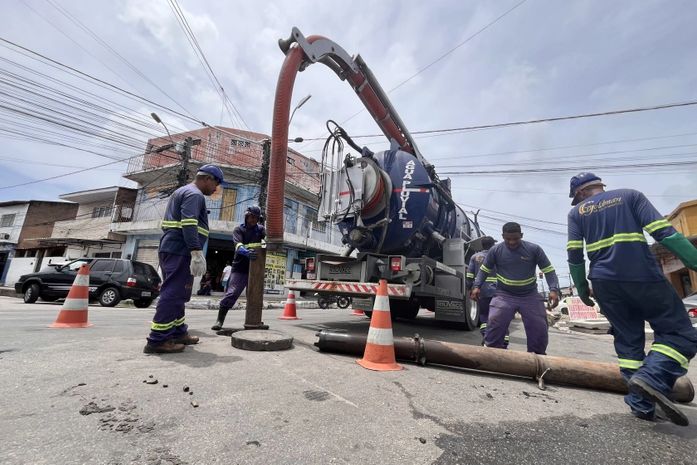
628 377 689 426
143 340 186 354
211 307 229 331
172 334 199 345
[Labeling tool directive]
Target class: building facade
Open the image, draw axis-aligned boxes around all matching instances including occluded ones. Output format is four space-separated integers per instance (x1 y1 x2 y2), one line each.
0 200 79 285
652 199 697 297
115 126 344 293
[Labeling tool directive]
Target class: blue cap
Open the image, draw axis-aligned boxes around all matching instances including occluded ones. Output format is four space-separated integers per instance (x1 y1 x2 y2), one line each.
569 172 603 205
197 164 224 184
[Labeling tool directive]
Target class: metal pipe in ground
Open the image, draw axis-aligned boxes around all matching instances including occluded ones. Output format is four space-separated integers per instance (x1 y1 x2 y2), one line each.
314 330 694 403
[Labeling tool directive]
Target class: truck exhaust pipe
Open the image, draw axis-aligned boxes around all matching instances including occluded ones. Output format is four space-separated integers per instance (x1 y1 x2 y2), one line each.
315 330 694 402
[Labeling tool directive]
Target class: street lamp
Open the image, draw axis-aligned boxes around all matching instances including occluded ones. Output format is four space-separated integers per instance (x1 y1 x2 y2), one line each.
288 94 312 127
151 112 175 145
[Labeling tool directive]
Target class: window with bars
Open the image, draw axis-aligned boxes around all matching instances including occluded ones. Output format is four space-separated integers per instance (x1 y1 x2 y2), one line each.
1 214 16 227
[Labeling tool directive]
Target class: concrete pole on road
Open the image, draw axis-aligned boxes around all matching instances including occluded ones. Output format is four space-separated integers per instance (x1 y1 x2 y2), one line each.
244 247 268 330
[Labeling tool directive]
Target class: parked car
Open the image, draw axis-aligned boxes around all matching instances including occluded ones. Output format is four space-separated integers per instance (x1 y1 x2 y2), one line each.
684 292 697 318
15 258 160 308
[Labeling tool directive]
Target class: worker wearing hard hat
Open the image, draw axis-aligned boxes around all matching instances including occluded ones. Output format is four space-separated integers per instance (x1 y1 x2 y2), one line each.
567 172 697 426
143 164 224 354
472 222 560 355
211 205 266 331
466 236 508 347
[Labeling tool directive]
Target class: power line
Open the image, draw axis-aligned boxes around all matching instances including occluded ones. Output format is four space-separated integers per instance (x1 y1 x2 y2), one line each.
441 159 697 176
299 99 697 142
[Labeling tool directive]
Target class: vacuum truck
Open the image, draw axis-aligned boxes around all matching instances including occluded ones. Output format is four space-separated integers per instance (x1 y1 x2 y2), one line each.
276 28 486 329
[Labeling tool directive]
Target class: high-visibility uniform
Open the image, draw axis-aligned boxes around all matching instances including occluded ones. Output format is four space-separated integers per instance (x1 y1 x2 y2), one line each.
466 250 501 341
474 241 559 354
218 222 266 311
147 184 209 346
567 188 697 417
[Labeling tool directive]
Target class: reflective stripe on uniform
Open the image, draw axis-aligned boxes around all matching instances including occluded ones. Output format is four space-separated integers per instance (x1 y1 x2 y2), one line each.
496 274 536 286
618 358 643 370
479 323 487 329
651 343 689 369
485 277 497 283
585 233 646 253
567 240 583 250
162 219 208 236
540 265 555 274
466 273 475 278
150 316 186 332
480 264 491 273
643 219 672 234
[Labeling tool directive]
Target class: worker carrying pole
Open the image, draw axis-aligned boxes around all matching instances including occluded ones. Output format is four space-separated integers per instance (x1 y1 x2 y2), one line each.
143 164 224 354
567 172 697 426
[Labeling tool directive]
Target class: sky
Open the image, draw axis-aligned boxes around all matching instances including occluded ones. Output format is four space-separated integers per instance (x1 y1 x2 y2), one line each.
1 0 697 283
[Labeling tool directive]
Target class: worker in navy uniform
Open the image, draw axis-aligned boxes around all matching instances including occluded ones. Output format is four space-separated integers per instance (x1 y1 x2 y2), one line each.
466 236 509 346
472 223 560 355
211 205 266 330
567 172 697 425
143 164 224 354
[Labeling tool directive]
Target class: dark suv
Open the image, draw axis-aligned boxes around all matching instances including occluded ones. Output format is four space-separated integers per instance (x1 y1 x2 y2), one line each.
15 258 161 308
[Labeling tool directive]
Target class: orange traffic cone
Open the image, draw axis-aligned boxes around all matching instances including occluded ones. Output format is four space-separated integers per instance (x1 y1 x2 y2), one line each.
357 279 402 371
351 304 365 317
279 289 300 320
50 264 92 328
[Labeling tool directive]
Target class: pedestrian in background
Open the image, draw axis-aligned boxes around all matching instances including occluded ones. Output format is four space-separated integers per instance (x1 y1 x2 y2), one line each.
143 164 224 354
567 172 697 425
220 261 232 292
211 206 266 331
472 222 560 355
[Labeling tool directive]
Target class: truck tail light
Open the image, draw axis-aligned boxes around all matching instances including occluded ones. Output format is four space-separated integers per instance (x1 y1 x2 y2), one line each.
127 277 137 287
390 256 403 272
306 258 315 272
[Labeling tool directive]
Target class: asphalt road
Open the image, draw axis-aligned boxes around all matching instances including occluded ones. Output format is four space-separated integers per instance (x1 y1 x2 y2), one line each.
1 297 696 465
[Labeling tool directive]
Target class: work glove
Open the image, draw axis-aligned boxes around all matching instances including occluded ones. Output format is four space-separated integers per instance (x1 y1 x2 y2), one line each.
661 232 697 271
569 262 595 307
190 249 207 277
237 245 257 261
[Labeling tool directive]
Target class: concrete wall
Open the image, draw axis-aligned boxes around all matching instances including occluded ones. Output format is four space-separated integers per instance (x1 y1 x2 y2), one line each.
0 204 29 244
20 202 79 249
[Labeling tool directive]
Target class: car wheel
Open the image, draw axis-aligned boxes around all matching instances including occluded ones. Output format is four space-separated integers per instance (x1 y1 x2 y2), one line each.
23 284 40 303
133 298 153 308
99 287 121 307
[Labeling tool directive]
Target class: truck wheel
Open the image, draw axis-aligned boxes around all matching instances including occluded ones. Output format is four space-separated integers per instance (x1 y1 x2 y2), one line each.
99 287 121 307
23 284 40 303
363 310 372 318
463 296 479 331
391 299 420 320
318 296 331 309
337 296 351 309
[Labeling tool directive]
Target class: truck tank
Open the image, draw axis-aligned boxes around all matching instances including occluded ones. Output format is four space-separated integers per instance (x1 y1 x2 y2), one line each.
320 147 478 258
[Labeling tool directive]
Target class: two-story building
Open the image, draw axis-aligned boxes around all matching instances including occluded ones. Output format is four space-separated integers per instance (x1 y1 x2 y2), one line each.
39 186 138 259
114 126 344 293
0 200 79 285
652 199 697 297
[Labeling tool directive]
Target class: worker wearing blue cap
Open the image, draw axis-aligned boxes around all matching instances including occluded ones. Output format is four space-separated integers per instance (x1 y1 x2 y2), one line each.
567 172 697 426
144 164 224 354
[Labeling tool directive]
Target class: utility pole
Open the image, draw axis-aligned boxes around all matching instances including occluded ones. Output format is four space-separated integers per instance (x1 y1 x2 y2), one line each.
176 137 201 188
244 138 271 330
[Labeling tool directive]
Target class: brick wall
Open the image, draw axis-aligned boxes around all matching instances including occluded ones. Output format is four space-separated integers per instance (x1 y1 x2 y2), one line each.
18 201 78 249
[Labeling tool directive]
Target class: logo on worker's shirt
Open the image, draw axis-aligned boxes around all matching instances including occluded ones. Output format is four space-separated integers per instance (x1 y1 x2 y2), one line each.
579 197 623 216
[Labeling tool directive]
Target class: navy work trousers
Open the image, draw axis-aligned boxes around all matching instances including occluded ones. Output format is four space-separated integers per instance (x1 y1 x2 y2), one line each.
147 252 193 345
592 279 697 416
219 272 249 310
485 292 547 354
